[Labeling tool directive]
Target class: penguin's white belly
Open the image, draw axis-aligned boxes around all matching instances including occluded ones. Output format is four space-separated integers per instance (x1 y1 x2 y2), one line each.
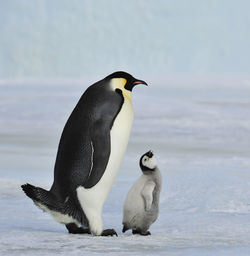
77 98 133 235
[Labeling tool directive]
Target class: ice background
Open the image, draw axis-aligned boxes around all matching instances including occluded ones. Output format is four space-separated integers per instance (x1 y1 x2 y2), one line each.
1 1 250 255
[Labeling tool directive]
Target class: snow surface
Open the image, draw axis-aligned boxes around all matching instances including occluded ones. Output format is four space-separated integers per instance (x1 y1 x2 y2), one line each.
1 79 250 255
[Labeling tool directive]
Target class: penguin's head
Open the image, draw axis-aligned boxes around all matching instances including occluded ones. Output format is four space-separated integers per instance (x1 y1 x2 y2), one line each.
140 150 157 173
106 71 147 100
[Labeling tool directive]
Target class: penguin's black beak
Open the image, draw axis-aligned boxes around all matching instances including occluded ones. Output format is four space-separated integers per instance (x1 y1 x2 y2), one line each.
146 150 154 158
133 79 148 86
125 78 148 91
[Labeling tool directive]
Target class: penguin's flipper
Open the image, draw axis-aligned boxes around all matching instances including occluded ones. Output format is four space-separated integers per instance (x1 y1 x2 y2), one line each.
82 129 111 189
141 181 156 211
80 88 124 189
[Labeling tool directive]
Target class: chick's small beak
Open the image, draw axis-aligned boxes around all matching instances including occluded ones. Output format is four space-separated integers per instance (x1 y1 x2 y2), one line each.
133 79 148 86
147 150 153 158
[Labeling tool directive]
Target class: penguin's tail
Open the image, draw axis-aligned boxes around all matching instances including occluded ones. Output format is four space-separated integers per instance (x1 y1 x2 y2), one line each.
21 183 62 213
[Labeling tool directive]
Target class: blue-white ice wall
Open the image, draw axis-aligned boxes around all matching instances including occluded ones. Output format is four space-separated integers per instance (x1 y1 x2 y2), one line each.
0 0 250 78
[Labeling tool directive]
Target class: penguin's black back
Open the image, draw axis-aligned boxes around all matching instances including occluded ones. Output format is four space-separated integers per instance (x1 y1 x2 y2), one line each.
50 79 124 201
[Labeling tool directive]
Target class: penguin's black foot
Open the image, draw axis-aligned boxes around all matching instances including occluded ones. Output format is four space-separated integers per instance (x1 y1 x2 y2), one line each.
66 223 91 234
122 224 129 233
132 229 151 236
101 229 118 237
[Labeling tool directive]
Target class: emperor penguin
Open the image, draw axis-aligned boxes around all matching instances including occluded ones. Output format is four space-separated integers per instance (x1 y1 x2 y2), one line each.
21 71 147 236
122 150 162 236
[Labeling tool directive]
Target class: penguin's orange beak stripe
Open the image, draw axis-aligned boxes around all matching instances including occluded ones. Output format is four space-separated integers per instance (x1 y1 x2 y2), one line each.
133 80 148 86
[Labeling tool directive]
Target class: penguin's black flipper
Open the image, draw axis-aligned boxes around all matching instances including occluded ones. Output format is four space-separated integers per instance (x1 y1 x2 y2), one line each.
21 183 62 212
81 90 124 189
82 131 111 189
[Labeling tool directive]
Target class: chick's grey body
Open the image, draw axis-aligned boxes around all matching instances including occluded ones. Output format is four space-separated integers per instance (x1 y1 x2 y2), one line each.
123 154 162 235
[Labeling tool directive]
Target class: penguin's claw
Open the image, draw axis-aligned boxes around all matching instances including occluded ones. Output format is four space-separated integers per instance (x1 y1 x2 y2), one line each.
101 229 118 237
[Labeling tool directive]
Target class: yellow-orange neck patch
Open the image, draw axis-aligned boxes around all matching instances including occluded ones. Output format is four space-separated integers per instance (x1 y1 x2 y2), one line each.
110 78 132 101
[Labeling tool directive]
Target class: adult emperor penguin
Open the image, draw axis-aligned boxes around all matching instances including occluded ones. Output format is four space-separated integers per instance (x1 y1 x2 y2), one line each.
122 151 162 235
21 71 147 236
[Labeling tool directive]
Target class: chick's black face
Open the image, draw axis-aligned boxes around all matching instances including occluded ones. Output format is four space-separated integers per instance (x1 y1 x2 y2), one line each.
105 71 147 91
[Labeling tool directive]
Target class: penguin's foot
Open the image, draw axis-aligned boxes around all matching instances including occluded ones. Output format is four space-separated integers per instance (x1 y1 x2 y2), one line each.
101 229 118 237
132 229 151 236
122 224 129 233
66 223 91 234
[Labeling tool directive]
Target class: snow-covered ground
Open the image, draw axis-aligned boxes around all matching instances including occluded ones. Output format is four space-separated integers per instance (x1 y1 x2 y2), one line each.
0 78 250 255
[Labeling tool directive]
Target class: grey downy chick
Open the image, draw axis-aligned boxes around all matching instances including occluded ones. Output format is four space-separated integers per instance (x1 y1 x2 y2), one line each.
122 150 162 235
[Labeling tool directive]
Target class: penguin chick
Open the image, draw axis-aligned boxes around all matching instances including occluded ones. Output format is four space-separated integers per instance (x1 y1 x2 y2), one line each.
122 150 162 235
